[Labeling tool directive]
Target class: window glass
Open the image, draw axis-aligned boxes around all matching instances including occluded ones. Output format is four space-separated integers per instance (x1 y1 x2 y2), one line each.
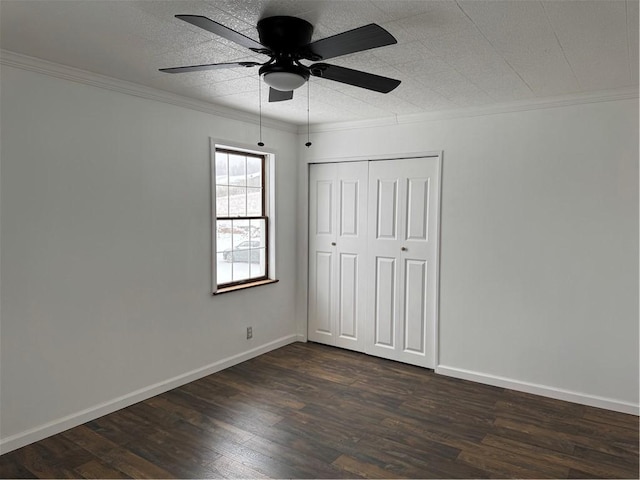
228 154 246 186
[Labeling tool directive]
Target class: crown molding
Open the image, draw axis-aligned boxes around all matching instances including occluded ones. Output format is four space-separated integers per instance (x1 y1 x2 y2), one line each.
303 86 639 134
0 49 298 134
3 50 637 137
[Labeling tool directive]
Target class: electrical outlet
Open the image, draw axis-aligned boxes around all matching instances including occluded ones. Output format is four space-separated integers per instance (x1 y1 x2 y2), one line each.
246 326 253 339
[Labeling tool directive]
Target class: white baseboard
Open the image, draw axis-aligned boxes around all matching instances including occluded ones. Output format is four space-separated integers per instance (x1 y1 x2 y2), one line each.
436 365 639 416
0 334 299 455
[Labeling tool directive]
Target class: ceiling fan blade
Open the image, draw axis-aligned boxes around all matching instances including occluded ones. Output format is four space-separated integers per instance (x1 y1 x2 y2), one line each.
175 15 265 51
159 61 261 74
269 88 294 102
302 24 396 61
310 63 400 93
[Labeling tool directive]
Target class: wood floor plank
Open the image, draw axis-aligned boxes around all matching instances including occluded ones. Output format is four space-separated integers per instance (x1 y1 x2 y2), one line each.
207 454 271 479
243 434 357 478
567 467 608 479
380 416 487 449
582 406 640 430
163 398 256 445
571 444 640 476
62 425 175 479
3 443 81 479
265 428 345 465
1 342 638 479
478 435 576 477
494 415 639 458
120 406 225 466
144 395 256 443
88 409 223 478
481 433 635 478
175 382 284 427
489 424 577 455
456 450 564 479
495 398 637 442
192 433 302 479
276 407 363 447
0 458 37 479
332 454 403 479
352 434 485 479
205 371 307 411
73 459 130 479
401 395 497 426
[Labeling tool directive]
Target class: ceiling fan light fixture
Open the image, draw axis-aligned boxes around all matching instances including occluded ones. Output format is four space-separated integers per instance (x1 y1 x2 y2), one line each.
263 71 307 91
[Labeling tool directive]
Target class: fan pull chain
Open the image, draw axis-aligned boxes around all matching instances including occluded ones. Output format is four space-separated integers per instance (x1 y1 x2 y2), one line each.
257 75 265 147
305 80 312 148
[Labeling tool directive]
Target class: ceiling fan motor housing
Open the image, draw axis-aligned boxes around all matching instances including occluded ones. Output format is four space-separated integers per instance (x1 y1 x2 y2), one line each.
257 16 314 54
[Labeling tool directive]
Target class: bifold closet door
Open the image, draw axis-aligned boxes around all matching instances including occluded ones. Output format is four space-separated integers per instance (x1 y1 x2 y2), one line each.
366 157 440 368
308 162 368 352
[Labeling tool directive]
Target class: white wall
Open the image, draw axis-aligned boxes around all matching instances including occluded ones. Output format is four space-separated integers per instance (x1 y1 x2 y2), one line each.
1 61 638 455
298 98 639 411
0 65 300 451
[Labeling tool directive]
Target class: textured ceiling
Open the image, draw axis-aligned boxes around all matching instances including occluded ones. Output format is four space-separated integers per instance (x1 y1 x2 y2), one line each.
1 0 638 125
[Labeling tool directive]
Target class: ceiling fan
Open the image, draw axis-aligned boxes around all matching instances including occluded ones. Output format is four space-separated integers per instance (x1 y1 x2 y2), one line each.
160 15 401 102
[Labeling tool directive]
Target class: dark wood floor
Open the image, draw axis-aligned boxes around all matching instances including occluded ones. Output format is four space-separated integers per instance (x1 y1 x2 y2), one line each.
1 342 638 479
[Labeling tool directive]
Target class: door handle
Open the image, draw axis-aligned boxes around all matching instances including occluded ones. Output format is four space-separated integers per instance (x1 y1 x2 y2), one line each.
331 242 336 246
401 246 407 251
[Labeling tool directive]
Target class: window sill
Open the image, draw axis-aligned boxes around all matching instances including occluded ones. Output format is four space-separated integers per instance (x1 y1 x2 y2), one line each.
213 278 279 295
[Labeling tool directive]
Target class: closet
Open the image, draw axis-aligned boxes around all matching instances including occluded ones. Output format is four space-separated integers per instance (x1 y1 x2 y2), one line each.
308 157 440 369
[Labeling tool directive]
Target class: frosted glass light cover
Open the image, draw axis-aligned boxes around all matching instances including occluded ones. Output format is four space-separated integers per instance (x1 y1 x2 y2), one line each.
263 72 306 91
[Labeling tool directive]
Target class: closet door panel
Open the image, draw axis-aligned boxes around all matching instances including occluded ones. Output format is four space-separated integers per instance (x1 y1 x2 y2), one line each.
367 162 403 360
403 258 426 354
334 162 368 351
308 162 367 352
375 179 398 239
338 253 358 339
374 256 396 348
311 251 333 335
315 181 334 236
340 180 359 236
308 164 338 344
406 178 429 241
367 157 440 368
398 158 439 366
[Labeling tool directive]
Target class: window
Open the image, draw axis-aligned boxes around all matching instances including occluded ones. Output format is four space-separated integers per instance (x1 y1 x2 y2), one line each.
214 147 271 290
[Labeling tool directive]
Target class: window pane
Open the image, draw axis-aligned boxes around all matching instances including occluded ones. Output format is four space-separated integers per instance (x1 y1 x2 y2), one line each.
216 220 233 285
233 264 251 282
230 219 251 282
216 185 229 217
217 220 233 253
231 219 250 249
247 187 262 216
228 154 246 186
217 256 233 285
249 219 266 279
247 156 262 187
250 219 266 247
215 152 229 185
228 187 247 217
250 248 266 278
